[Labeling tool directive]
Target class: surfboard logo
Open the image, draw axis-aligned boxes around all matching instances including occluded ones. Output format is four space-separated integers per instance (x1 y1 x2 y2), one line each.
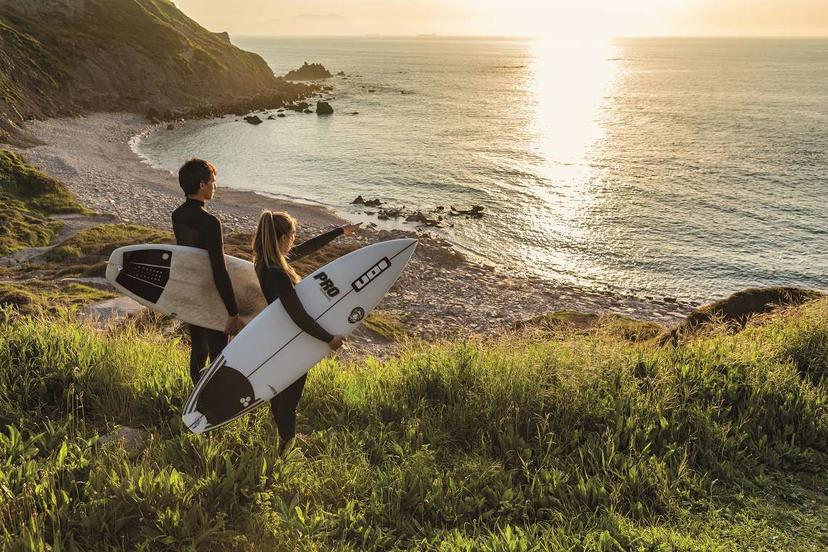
348 307 365 323
352 257 391 292
313 271 340 298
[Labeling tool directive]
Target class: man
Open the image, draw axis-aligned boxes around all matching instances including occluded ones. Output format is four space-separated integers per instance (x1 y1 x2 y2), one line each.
171 159 244 384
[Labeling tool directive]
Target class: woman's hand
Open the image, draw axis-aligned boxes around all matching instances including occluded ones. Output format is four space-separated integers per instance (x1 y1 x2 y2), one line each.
342 223 362 236
328 335 345 350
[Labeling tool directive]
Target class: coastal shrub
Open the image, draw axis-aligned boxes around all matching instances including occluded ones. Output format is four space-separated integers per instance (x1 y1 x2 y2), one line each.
363 312 409 342
0 193 60 255
0 148 84 255
0 299 826 549
0 281 114 314
0 149 84 215
44 223 173 270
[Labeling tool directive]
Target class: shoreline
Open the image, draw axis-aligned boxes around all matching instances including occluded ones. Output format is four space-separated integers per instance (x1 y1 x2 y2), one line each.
11 112 693 339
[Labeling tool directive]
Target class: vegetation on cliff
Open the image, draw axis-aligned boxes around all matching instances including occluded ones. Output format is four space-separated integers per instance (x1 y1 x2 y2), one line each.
0 0 314 144
0 148 84 255
0 296 825 550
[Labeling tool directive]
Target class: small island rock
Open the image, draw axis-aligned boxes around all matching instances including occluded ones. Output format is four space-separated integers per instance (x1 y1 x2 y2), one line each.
316 101 334 115
284 62 332 81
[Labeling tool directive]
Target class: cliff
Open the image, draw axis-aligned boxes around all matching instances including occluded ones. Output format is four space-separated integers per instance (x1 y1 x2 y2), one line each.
0 0 310 144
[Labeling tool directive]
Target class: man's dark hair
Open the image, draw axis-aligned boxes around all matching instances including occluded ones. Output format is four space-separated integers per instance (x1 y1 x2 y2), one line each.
178 158 216 195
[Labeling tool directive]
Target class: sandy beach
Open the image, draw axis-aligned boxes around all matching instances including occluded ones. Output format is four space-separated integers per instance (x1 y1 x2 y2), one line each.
12 112 692 340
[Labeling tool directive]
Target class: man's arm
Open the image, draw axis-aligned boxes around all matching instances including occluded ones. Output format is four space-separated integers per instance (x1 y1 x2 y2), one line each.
204 217 239 317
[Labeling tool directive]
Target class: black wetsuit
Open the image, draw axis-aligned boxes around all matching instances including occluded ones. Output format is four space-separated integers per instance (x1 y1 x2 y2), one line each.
255 227 344 446
171 198 239 384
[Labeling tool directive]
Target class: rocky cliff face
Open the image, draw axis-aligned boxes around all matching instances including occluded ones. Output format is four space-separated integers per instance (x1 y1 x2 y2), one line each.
0 0 309 144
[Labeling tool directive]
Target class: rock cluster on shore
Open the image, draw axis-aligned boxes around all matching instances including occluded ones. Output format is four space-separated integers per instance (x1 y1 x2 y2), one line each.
352 196 484 227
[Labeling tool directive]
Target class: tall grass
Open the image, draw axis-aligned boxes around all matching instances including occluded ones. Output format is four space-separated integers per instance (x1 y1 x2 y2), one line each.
0 300 826 550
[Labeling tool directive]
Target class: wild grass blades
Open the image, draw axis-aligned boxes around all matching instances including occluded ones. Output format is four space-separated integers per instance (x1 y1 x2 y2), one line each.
0 299 826 550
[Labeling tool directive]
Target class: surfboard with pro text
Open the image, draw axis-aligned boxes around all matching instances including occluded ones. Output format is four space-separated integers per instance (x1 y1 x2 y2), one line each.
181 238 417 433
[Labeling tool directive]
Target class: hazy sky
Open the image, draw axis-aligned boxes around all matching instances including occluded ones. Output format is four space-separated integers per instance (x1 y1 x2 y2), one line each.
172 0 828 37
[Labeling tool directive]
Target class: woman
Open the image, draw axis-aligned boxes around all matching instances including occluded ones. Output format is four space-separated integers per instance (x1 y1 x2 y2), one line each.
252 210 360 449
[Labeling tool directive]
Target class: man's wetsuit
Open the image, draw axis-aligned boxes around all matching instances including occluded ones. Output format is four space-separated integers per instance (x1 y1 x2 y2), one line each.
254 226 343 446
172 198 239 384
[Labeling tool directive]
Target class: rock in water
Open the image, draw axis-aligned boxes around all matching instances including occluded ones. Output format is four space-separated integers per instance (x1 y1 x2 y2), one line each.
316 101 334 115
284 62 333 80
244 115 263 125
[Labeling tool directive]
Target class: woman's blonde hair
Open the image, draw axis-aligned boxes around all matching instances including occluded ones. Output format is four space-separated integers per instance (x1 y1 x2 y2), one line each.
253 211 300 283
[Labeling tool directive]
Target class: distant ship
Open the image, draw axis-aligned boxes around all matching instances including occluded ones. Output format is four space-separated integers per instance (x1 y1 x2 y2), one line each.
416 33 437 38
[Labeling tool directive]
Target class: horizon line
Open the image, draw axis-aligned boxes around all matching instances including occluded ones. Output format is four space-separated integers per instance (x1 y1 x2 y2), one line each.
232 33 828 40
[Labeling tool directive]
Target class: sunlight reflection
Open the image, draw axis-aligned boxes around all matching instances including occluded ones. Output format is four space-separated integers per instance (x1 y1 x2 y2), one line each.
521 37 621 282
530 37 619 181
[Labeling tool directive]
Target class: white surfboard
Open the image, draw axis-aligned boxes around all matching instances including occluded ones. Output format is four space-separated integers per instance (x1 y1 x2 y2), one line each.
105 245 267 331
182 238 417 434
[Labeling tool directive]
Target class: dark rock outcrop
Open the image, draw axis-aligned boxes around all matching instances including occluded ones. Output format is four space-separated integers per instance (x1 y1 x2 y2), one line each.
660 287 822 344
316 101 334 115
0 0 316 144
283 62 332 81
244 115 263 125
450 205 485 218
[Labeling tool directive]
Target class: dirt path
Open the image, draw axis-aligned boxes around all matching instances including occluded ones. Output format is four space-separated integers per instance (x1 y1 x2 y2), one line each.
0 213 114 268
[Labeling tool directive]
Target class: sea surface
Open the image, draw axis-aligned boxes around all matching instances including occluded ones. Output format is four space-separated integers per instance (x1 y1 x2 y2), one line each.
134 37 828 303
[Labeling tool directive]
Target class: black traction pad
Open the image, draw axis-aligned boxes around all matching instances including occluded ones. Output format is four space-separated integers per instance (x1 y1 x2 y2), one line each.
115 249 172 304
196 361 256 425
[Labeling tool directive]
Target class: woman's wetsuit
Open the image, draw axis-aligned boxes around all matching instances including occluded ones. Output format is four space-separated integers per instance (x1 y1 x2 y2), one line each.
171 198 238 383
255 226 344 446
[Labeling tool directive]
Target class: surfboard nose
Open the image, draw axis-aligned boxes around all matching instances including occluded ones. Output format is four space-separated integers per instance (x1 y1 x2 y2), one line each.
105 248 124 282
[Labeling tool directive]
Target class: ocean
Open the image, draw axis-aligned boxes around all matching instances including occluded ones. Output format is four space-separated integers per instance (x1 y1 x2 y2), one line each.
133 37 828 304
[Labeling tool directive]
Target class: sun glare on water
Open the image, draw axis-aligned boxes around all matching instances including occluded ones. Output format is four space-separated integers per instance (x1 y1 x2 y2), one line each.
514 35 621 282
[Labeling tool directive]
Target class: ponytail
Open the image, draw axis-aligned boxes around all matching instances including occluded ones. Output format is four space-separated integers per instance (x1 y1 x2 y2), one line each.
252 211 300 283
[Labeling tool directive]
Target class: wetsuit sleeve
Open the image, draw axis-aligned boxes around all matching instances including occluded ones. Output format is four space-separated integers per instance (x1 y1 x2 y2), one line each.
263 268 334 343
204 217 239 317
287 227 345 262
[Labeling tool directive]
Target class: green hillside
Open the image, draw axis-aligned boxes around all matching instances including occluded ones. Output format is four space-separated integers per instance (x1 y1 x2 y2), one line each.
0 0 310 143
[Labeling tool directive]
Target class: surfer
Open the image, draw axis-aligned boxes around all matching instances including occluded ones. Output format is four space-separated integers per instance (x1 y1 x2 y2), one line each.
252 210 360 449
172 159 244 384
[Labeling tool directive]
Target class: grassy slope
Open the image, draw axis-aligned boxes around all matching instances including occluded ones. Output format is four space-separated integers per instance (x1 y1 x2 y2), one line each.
0 299 825 550
0 148 84 255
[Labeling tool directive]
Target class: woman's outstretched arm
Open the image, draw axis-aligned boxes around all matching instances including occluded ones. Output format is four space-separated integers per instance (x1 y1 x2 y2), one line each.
287 227 344 262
